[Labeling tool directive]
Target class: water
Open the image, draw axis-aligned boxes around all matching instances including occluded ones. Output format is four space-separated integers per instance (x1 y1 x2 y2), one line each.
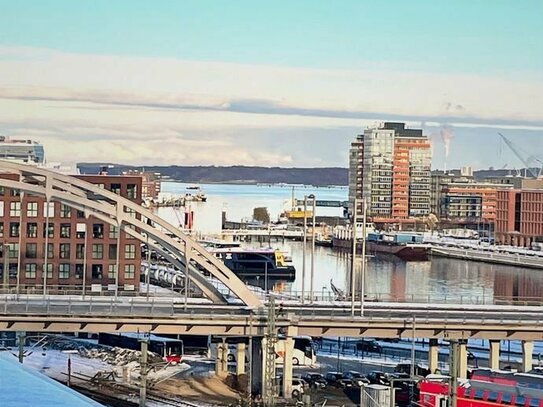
156 182 543 303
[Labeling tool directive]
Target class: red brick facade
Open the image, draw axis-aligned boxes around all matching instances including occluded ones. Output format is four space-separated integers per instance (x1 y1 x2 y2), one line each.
0 174 142 292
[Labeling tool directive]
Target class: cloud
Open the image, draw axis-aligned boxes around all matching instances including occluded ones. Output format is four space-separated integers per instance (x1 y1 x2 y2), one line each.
0 46 542 167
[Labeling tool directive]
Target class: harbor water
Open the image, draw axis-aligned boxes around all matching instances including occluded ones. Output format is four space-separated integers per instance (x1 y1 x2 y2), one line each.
156 182 543 304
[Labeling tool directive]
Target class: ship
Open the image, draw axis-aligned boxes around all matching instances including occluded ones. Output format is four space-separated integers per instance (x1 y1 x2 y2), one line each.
332 230 430 261
204 246 296 288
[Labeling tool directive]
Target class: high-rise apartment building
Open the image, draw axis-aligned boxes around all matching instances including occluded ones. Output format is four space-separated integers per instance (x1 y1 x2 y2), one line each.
349 122 431 224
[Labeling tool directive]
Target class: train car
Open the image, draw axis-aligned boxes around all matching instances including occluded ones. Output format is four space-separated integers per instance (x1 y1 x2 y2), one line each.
98 333 184 364
419 370 543 407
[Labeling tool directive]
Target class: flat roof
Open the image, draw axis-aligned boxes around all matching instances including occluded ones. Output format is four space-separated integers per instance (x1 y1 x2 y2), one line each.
0 353 103 407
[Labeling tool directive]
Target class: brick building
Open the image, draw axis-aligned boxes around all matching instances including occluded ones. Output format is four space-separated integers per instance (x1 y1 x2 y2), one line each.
0 173 142 293
496 189 543 247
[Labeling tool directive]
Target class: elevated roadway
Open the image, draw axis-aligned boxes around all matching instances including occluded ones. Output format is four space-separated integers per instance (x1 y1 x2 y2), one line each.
1 296 542 340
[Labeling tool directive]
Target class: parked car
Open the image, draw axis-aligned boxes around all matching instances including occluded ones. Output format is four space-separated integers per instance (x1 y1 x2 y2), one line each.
343 371 370 387
394 363 431 377
276 376 307 398
324 372 354 388
301 373 327 389
356 339 382 353
366 370 391 386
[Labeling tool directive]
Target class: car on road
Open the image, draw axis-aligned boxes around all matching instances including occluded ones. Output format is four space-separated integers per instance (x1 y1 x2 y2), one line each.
301 373 327 389
325 372 354 388
343 371 370 387
276 376 307 398
356 339 382 353
366 370 391 386
394 363 431 377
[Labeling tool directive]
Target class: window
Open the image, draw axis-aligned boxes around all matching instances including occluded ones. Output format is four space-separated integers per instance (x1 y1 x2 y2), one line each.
111 183 121 194
0 223 3 238
26 222 38 238
515 396 526 406
43 202 54 218
59 243 70 259
9 222 19 237
8 243 19 258
42 243 54 259
124 264 135 279
529 398 540 407
0 186 3 196
93 224 104 238
127 184 137 199
26 243 37 259
75 264 84 279
26 202 38 217
0 201 3 216
109 244 117 260
8 263 17 277
76 223 86 239
109 225 119 239
76 243 85 259
125 224 136 239
10 201 21 217
10 189 20 197
91 264 103 279
76 210 85 218
60 223 71 238
25 263 37 278
124 244 136 259
108 264 117 279
124 207 137 218
60 204 72 218
43 263 53 279
43 223 54 238
59 264 70 279
92 244 103 259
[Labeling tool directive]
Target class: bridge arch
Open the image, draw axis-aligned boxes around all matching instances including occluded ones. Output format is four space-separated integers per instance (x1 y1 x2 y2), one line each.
0 160 261 307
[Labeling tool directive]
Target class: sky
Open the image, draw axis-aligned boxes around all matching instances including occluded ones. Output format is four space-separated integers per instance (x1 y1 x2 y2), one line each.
0 0 542 169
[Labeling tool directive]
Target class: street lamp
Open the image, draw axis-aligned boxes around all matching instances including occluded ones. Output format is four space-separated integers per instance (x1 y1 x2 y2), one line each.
308 194 316 303
62 350 78 387
302 195 307 304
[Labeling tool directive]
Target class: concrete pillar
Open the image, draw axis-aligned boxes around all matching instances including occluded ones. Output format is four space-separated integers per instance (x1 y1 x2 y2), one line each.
458 341 468 379
215 342 228 377
522 341 534 372
236 343 246 376
251 337 264 395
428 339 439 374
282 326 297 399
489 340 501 370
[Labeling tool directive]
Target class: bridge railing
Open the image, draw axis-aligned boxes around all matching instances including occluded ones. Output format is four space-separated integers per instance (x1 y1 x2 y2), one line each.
265 288 543 307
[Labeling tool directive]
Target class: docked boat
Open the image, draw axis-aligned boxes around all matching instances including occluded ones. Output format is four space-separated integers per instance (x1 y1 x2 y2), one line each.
366 232 430 261
332 231 430 261
206 247 296 285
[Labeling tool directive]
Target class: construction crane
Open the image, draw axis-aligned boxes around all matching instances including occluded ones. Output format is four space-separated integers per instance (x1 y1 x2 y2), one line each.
498 132 543 178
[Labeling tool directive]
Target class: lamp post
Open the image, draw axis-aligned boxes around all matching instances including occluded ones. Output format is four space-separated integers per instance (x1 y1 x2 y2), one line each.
145 233 151 300
350 198 358 316
309 194 316 303
302 195 307 304
360 198 367 316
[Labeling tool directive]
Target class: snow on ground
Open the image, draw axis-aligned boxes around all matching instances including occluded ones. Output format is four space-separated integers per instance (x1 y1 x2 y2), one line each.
0 354 103 407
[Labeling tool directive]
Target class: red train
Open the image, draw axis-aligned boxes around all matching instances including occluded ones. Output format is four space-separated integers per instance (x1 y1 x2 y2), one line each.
419 369 543 407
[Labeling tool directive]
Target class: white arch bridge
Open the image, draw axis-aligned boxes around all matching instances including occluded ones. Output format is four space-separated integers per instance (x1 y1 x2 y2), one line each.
0 160 261 307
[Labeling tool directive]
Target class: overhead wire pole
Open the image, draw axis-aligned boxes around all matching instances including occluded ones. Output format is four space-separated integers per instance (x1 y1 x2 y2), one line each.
43 199 50 297
301 195 307 304
16 190 24 298
350 198 358 316
359 198 367 316
310 194 316 303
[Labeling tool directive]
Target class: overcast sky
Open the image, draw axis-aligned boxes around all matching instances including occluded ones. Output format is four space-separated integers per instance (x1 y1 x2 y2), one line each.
0 1 542 170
